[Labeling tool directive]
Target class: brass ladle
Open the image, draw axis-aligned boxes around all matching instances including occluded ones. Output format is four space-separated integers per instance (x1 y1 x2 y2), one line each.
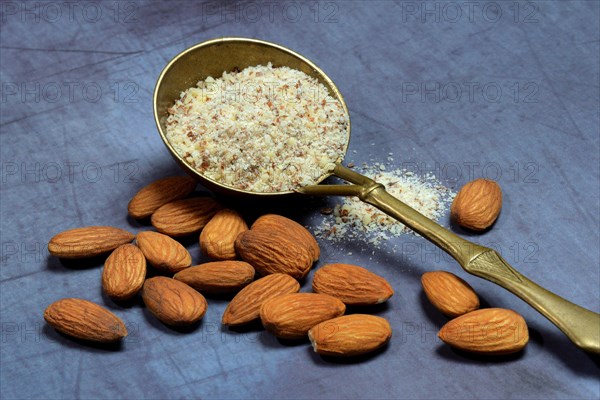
154 37 600 354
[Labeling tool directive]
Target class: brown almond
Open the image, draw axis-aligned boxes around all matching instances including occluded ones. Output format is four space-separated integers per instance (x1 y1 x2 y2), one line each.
142 277 207 326
136 231 191 274
260 293 346 339
128 175 196 219
44 298 127 342
421 271 480 318
151 197 221 237
438 308 529 355
235 229 313 279
48 226 134 259
451 179 502 231
173 261 255 294
222 273 300 326
308 314 392 357
102 244 147 301
200 209 248 260
252 214 320 262
312 263 394 305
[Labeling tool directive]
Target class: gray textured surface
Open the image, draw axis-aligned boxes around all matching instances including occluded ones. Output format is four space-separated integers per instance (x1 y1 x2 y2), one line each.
1 1 599 399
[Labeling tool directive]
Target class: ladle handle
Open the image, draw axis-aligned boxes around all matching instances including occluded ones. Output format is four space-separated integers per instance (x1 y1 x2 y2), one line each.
299 164 600 354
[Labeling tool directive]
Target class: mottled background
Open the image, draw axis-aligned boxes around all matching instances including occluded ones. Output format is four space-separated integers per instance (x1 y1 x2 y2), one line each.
1 1 598 399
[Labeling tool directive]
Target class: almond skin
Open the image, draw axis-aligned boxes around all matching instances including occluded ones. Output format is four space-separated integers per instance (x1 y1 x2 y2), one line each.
421 271 479 318
102 244 147 301
260 293 346 339
438 308 529 355
142 277 208 326
173 261 255 294
312 264 394 305
44 298 127 342
48 226 134 259
200 209 248 260
235 229 313 279
128 176 196 219
222 273 300 326
151 197 221 237
136 231 191 274
308 314 392 357
252 214 320 262
451 179 502 231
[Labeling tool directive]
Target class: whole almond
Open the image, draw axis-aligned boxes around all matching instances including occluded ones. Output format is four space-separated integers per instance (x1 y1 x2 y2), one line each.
142 277 208 326
136 231 191 274
102 244 147 301
200 209 248 260
438 308 529 355
421 271 479 317
235 229 313 279
308 314 392 357
451 179 502 231
252 214 320 262
173 261 255 294
151 197 221 237
260 293 346 339
44 298 127 342
312 264 394 305
128 175 196 219
48 226 134 259
222 273 300 326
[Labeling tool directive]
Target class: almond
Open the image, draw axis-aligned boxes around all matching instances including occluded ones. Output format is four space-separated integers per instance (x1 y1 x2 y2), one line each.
421 271 479 317
438 308 529 355
312 263 394 305
48 226 134 259
173 261 255 294
142 277 207 326
200 209 248 260
260 293 346 339
252 214 320 262
136 231 191 274
235 229 313 279
308 314 392 357
151 197 222 237
44 298 127 342
128 175 196 219
222 273 300 326
102 244 147 301
451 179 502 231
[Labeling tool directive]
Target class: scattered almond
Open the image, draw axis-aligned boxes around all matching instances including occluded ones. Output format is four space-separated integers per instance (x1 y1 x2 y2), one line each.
200 209 248 260
173 261 255 294
142 277 207 326
235 229 313 279
44 298 127 342
151 197 221 237
136 231 191 274
312 263 394 305
252 214 320 262
222 273 300 326
438 308 529 355
451 178 502 231
260 293 346 339
308 314 392 357
48 226 134 259
421 271 479 318
102 244 146 301
128 175 196 219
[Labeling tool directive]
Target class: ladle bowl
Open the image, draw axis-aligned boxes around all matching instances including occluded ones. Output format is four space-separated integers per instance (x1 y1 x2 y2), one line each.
154 37 600 355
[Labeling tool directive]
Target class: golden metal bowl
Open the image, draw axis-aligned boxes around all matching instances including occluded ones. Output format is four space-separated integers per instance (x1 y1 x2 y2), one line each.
153 37 351 197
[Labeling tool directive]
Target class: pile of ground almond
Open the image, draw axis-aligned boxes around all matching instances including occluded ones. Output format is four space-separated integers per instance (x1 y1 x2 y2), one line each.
165 63 349 193
314 162 455 245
